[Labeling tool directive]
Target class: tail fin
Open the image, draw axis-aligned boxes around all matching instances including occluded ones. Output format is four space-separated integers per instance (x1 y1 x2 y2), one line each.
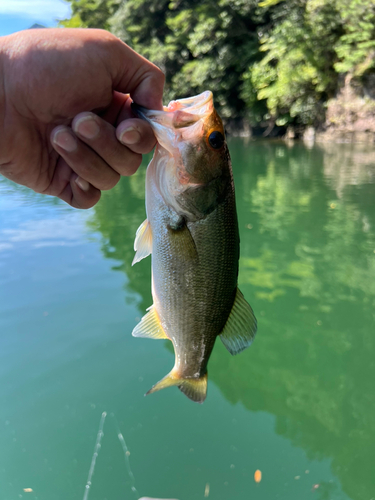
146 369 207 404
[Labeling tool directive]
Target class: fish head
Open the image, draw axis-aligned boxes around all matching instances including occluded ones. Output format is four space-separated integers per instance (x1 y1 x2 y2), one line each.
132 91 232 219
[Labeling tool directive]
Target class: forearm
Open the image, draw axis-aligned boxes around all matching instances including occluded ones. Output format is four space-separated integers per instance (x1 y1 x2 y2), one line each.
0 33 38 186
0 37 9 176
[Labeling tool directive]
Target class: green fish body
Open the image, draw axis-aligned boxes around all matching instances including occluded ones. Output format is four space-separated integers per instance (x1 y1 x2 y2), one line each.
132 91 257 403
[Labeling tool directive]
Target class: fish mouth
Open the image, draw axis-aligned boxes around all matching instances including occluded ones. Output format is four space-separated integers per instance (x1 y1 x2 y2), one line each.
131 91 213 130
165 90 213 115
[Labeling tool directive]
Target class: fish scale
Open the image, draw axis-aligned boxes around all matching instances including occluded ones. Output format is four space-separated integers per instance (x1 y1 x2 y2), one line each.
151 180 239 378
131 91 257 403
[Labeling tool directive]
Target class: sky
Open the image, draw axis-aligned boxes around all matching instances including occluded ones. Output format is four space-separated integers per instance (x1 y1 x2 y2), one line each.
0 0 72 37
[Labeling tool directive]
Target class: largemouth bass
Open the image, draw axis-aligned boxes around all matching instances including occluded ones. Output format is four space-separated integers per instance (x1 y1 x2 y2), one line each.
131 91 257 403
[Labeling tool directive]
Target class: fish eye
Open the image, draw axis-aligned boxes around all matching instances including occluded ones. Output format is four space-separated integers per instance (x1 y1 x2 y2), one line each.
208 131 224 150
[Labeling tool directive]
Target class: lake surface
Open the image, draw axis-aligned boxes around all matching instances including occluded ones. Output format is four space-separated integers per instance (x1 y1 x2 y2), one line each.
1 140 374 500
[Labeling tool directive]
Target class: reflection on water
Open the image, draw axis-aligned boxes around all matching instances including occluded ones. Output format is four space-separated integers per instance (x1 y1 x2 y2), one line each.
88 169 151 315
87 166 152 313
1 141 374 500
322 142 375 197
90 140 375 500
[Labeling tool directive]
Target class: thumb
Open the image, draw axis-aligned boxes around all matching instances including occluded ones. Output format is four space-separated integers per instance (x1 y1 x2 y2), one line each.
107 36 165 111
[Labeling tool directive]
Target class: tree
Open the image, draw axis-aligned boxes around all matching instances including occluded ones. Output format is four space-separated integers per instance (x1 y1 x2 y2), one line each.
110 0 262 119
334 0 375 78
61 0 375 129
242 0 342 127
60 0 121 29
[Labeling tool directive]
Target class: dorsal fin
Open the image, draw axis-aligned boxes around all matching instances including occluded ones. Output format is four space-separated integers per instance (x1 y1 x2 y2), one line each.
146 369 207 403
220 288 257 355
132 305 168 340
132 219 152 265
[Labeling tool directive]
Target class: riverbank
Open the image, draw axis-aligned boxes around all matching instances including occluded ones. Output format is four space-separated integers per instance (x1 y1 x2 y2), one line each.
228 78 375 144
316 77 375 144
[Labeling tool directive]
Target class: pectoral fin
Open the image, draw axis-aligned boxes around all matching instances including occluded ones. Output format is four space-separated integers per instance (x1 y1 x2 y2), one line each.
132 305 168 340
220 288 257 355
132 219 152 265
167 223 198 262
146 369 207 403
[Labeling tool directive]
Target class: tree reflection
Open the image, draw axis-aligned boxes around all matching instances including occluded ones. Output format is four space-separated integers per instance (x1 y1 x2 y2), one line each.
90 141 375 500
225 140 375 500
88 164 152 312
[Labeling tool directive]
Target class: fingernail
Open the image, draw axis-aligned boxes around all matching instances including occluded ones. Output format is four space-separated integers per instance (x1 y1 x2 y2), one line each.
52 128 77 152
75 176 90 192
119 127 141 145
74 115 100 140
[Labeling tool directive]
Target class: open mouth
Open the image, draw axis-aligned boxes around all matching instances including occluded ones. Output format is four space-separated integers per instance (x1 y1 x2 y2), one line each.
131 91 214 126
164 91 213 116
131 91 214 149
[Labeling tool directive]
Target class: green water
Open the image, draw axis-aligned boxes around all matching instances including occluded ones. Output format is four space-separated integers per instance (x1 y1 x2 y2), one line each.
1 140 374 500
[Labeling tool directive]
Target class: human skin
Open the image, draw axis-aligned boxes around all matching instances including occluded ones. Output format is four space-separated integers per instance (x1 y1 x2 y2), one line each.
0 28 164 208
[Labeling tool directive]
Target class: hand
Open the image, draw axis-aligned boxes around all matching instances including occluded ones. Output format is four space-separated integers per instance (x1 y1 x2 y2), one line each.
0 28 164 208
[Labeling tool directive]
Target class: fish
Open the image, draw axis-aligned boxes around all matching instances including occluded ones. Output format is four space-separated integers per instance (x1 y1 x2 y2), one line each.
131 91 257 403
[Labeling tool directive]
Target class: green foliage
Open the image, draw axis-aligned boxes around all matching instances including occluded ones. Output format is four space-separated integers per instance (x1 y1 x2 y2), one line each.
110 0 261 118
334 0 375 76
60 0 121 29
242 0 341 126
63 0 375 127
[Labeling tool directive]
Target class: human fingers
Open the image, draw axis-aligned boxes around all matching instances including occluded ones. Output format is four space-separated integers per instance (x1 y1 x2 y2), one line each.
97 92 157 155
49 157 101 209
108 93 158 155
69 172 101 209
50 125 120 191
115 118 157 155
72 112 155 164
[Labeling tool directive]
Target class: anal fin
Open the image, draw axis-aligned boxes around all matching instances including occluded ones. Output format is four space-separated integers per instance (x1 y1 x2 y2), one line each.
132 305 168 340
132 219 152 265
146 370 207 404
220 288 257 355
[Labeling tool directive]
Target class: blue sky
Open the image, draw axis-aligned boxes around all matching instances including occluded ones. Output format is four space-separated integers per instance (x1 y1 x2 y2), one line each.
0 0 72 37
